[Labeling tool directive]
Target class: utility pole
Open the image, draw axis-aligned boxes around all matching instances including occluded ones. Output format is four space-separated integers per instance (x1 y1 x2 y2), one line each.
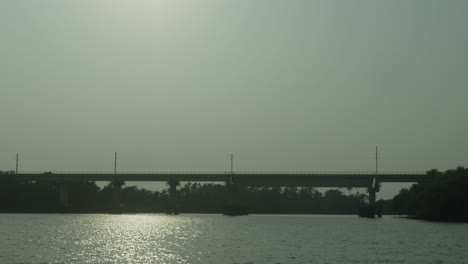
114 152 117 175
375 146 378 175
16 154 19 174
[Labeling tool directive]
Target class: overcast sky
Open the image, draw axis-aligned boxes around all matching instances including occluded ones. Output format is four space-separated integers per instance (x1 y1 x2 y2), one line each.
1 1 467 197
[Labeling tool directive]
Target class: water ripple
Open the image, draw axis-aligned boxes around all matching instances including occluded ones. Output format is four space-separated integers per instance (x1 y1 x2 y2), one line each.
0 214 467 263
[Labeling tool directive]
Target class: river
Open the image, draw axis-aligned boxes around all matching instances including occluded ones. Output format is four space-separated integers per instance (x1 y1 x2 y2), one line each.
0 214 467 263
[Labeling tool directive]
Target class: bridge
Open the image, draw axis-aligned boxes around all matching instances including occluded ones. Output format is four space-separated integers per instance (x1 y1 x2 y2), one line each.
11 171 427 187
3 171 430 215
9 171 427 199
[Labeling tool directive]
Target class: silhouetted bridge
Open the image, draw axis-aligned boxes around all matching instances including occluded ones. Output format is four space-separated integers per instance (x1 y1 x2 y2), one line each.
12 171 428 187
8 172 431 213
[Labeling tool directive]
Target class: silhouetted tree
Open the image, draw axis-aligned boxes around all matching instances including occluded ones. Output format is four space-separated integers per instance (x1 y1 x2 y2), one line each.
393 167 468 221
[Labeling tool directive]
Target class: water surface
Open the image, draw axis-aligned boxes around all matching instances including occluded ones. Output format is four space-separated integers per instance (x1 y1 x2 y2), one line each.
1 214 467 263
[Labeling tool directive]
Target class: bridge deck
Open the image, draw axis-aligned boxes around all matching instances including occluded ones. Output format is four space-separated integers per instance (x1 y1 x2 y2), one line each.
4 173 429 188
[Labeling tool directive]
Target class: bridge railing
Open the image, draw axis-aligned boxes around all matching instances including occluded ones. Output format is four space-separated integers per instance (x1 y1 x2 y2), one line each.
8 171 427 175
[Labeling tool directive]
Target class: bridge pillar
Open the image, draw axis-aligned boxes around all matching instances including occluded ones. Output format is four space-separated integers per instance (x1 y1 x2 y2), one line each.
368 188 376 206
367 176 381 206
166 177 180 214
359 177 381 218
59 183 68 211
373 179 382 218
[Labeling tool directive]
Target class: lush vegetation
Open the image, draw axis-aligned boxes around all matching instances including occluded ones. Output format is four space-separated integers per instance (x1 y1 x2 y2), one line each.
0 171 367 214
393 167 468 221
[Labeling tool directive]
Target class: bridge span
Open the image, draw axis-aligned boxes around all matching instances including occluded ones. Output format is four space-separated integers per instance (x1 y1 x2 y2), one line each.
7 172 430 212
12 171 428 188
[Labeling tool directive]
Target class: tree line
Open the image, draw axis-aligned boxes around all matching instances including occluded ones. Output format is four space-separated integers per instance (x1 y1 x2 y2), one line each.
392 167 468 221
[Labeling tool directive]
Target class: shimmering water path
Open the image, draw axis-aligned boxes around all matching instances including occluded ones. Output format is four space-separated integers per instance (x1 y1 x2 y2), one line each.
1 214 467 263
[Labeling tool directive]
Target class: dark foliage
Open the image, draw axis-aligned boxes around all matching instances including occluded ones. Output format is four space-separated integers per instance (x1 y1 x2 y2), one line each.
392 167 468 221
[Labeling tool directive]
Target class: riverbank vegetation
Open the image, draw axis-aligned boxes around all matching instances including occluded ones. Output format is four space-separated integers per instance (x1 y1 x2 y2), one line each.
392 167 468 221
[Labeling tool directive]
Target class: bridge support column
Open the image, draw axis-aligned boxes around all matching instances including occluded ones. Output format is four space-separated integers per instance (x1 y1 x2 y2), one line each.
368 189 376 206
359 177 382 218
373 179 382 218
166 178 179 215
59 183 68 212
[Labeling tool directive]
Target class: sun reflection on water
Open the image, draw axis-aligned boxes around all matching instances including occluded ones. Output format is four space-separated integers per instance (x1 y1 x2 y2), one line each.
52 214 205 264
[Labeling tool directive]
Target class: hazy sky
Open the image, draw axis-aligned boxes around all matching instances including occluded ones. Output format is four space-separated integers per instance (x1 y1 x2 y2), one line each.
1 1 467 197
